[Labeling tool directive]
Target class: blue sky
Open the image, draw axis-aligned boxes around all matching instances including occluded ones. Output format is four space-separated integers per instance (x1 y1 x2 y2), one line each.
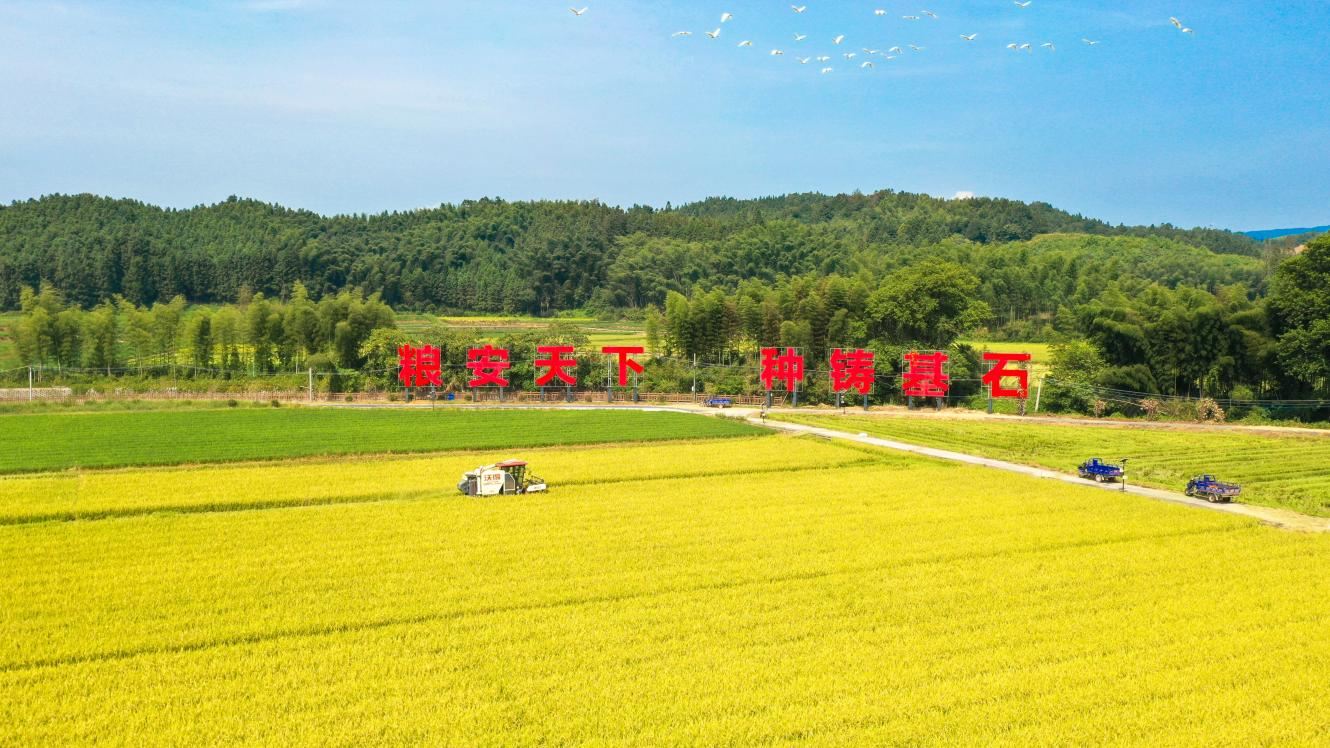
1 1 1326 229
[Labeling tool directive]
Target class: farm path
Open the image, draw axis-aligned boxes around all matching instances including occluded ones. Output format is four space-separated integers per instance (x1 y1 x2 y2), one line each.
751 414 1330 534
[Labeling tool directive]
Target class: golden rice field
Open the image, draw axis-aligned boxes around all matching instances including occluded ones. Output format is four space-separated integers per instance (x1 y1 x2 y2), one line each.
3 426 1330 745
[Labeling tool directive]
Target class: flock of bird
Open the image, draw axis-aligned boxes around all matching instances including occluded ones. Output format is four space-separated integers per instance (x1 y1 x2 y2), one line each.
568 4 1196 75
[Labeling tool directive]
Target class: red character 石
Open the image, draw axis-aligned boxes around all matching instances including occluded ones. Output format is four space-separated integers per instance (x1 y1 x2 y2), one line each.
982 352 1032 399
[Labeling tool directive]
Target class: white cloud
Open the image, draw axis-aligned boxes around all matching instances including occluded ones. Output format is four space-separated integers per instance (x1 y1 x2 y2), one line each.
951 190 976 200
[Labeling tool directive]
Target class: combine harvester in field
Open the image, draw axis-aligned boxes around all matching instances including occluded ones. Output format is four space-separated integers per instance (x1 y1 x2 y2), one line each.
457 460 549 496
1186 474 1242 503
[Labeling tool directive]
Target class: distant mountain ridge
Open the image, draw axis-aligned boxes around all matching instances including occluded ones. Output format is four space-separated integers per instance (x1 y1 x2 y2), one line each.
1242 225 1330 241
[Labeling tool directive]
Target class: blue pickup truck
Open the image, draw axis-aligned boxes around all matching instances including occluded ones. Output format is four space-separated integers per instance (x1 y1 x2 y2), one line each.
705 397 734 409
1186 475 1241 503
1077 458 1125 483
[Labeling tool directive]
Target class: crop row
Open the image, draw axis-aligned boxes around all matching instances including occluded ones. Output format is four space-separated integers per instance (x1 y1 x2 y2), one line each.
3 459 1329 744
0 435 884 523
776 414 1330 516
0 407 763 474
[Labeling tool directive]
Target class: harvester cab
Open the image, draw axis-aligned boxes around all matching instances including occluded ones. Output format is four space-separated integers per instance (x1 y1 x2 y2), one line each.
457 460 548 497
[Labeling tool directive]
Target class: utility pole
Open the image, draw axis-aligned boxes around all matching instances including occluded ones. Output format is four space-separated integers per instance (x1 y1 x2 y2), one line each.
307 368 314 402
691 353 698 402
1033 378 1043 413
28 365 34 401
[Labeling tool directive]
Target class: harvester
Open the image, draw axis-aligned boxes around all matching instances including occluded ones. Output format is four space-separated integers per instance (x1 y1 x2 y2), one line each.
457 460 548 497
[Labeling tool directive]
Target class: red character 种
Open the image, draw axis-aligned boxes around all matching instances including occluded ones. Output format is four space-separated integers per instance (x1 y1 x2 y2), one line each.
760 347 805 391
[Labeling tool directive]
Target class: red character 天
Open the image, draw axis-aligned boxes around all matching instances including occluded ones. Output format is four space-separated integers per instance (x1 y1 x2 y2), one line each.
902 351 950 398
397 344 442 387
602 346 645 387
466 345 511 388
535 345 578 386
982 352 1032 399
830 348 876 395
760 347 805 391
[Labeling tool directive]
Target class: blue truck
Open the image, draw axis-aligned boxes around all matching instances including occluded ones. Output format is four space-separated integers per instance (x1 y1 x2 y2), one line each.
1185 475 1241 503
1077 458 1125 483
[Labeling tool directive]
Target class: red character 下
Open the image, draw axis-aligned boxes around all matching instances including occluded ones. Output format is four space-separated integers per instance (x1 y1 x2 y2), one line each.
902 351 950 398
982 352 1031 399
466 345 511 388
830 348 876 395
602 346 645 387
760 347 805 391
535 345 578 386
397 344 442 388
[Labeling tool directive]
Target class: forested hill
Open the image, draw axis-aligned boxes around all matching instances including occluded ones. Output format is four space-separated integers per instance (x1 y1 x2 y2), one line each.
0 191 1264 313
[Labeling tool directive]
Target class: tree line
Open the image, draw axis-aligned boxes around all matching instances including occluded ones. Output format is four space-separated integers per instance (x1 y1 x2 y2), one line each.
0 191 1267 316
13 282 394 375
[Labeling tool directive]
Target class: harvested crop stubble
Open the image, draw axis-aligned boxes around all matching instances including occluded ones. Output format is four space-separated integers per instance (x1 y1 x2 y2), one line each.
0 407 762 473
0 435 878 523
776 414 1330 516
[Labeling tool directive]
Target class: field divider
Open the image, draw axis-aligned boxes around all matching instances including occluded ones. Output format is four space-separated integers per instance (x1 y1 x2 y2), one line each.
756 417 1330 533
0 521 1245 675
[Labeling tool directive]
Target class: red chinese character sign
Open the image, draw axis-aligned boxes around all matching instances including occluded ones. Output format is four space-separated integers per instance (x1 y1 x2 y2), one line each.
535 346 578 387
760 348 805 391
397 344 442 388
902 351 950 398
466 346 511 388
982 352 1031 399
603 346 645 387
830 349 876 396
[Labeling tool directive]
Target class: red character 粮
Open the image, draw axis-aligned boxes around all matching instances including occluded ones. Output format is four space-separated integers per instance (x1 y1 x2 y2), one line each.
535 345 578 386
397 344 442 387
602 346 645 387
760 347 805 391
982 352 1031 398
830 348 876 395
902 351 950 398
466 345 511 388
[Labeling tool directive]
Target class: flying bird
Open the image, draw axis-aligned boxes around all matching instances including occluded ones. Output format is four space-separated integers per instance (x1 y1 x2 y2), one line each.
791 4 806 13
861 61 874 68
771 48 784 55
793 33 807 41
720 12 732 23
738 40 753 47
922 10 937 18
820 67 833 74
909 44 924 51
888 46 904 54
671 31 692 37
816 55 831 62
569 6 588 16
797 56 811 64
1019 42 1032 52
961 33 978 41
1006 43 1019 50
1170 17 1183 29
1082 38 1100 46
843 52 857 59
1041 42 1056 51
833 34 845 44
874 9 886 16
705 28 720 39
1014 1 1031 7
1182 27 1194 34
